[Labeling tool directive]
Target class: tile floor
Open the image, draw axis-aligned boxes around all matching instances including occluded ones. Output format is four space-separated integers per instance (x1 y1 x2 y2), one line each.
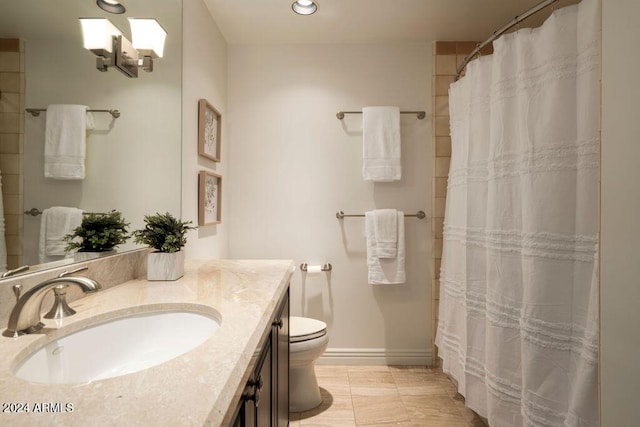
290 365 486 427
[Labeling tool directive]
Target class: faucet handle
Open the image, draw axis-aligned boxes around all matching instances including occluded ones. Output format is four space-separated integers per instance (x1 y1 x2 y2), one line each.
58 265 88 278
44 284 76 319
12 284 22 303
1 265 29 278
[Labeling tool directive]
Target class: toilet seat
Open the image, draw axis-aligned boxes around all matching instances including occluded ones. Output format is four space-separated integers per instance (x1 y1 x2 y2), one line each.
290 316 327 343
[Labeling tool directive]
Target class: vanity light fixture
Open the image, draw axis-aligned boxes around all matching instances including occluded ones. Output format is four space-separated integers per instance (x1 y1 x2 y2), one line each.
292 0 318 15
128 18 167 72
79 17 167 78
96 0 126 15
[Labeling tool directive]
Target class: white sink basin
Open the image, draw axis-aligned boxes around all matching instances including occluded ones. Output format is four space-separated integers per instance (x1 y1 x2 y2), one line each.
14 310 220 384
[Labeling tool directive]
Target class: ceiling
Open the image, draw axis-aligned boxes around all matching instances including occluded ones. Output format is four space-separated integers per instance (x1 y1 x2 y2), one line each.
0 0 175 41
203 0 577 45
0 0 577 46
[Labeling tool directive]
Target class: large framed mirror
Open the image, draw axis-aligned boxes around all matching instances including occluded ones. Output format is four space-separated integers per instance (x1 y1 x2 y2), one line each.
0 0 182 278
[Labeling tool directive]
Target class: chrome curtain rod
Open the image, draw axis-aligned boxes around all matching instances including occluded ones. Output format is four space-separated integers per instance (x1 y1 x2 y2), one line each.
336 111 426 120
24 208 113 217
25 108 121 118
455 0 560 81
336 210 426 219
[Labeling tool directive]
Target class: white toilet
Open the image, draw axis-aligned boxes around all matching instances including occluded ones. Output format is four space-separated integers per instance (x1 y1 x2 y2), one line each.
289 316 329 412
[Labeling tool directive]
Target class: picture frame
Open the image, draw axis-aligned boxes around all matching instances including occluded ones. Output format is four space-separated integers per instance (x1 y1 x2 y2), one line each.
198 99 221 162
198 171 222 226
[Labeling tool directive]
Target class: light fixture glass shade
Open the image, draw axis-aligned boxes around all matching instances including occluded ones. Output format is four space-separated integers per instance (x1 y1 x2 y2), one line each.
292 0 318 15
79 18 122 55
128 18 167 58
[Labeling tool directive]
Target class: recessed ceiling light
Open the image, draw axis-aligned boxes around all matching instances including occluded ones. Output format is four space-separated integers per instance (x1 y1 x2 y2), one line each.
292 0 318 16
96 0 126 15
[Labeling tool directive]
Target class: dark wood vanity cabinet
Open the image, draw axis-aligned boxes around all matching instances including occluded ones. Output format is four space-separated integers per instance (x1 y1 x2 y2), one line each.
274 290 289 427
231 288 289 427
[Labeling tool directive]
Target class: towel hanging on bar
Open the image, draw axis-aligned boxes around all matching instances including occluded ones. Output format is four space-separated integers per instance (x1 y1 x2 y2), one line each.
26 108 120 118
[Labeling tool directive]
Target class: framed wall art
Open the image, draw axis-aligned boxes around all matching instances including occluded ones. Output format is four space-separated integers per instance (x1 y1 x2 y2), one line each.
198 99 221 162
198 171 222 226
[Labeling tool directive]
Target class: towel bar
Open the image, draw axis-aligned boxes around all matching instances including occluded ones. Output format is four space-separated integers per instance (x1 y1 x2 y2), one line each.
336 110 425 120
25 108 120 118
24 208 115 217
336 210 426 219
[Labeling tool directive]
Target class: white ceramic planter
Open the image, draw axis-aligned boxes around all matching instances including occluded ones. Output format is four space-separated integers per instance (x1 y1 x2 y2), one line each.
147 250 185 281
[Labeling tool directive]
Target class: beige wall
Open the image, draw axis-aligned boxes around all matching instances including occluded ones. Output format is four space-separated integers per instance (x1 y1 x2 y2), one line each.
227 43 432 364
600 0 640 424
0 39 24 269
181 0 229 259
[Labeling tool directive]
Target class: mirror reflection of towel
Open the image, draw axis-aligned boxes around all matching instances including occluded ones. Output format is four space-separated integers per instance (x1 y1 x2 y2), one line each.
38 207 84 263
44 104 94 180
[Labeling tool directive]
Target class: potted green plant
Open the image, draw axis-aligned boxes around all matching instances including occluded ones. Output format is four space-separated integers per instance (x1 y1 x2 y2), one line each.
132 212 196 281
64 211 129 260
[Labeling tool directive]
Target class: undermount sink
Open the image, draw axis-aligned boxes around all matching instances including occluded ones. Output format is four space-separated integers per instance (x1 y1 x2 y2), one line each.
14 310 220 384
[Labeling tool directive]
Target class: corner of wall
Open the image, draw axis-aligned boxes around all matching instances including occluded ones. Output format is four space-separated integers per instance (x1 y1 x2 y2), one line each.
181 0 229 260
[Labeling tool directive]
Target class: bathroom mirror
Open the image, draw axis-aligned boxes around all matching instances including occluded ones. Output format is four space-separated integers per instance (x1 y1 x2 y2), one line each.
0 0 182 278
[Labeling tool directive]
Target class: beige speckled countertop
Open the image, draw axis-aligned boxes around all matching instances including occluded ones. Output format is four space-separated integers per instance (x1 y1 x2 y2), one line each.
0 259 294 427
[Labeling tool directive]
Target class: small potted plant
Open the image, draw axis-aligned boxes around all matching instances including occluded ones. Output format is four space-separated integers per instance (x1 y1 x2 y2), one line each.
64 211 129 260
132 212 196 281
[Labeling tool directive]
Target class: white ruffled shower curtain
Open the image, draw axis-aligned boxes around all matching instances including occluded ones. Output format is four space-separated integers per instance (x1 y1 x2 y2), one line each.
435 0 599 425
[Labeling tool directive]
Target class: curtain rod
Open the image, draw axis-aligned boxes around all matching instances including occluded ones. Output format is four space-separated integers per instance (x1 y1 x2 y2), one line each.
455 0 560 81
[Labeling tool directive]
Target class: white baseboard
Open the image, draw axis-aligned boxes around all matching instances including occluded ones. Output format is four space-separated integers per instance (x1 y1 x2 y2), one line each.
317 347 432 366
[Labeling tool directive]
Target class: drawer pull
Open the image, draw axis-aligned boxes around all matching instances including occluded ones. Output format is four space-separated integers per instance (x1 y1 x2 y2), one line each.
244 376 264 408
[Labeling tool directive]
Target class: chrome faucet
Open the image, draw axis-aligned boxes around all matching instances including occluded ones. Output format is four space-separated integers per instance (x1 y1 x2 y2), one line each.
3 276 101 338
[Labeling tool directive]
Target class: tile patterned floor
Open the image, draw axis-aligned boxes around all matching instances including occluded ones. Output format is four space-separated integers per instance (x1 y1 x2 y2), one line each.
290 365 487 427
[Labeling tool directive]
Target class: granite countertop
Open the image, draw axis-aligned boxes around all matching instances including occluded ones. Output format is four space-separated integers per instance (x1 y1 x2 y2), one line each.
0 259 294 427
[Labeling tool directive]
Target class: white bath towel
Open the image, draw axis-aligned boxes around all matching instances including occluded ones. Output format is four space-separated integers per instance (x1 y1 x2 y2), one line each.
38 207 84 264
362 106 401 182
373 209 398 258
365 210 405 284
44 104 94 180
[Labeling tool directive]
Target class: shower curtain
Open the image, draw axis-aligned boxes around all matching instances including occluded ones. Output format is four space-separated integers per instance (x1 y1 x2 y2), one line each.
435 0 599 426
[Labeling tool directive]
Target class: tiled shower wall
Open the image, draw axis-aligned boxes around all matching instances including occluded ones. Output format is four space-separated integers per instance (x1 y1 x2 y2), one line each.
431 41 492 364
0 39 24 269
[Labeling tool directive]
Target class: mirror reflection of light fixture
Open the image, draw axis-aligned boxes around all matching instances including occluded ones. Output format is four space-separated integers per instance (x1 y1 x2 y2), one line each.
96 0 126 14
128 18 167 72
79 17 167 78
292 0 318 15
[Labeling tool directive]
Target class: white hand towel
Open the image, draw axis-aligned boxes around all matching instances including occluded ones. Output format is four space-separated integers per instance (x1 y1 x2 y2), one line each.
38 207 84 264
365 210 405 285
373 209 398 258
44 104 92 180
362 106 401 182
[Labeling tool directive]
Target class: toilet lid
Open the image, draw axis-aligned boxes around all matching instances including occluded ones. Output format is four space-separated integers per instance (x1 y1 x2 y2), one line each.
290 316 327 343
